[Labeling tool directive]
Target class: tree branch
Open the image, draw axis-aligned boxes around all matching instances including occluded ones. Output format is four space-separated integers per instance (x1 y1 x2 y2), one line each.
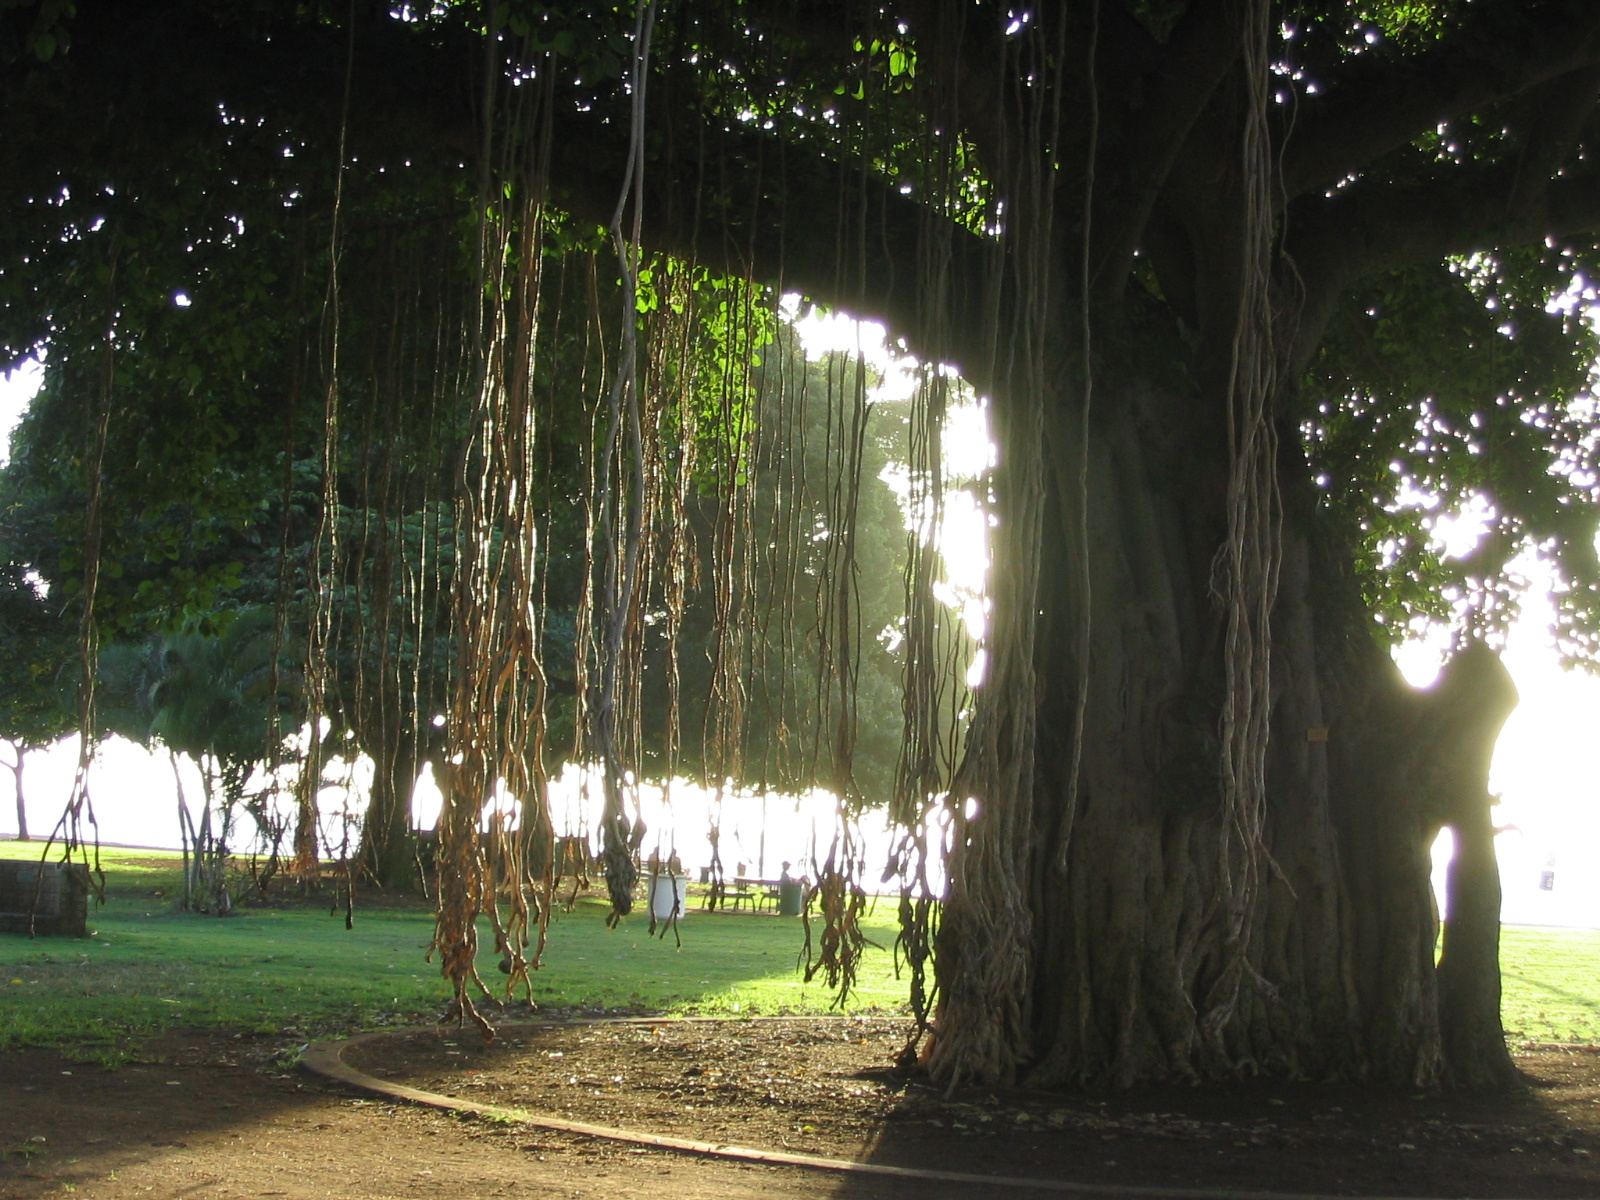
1505 66 1600 218
546 104 1003 386
1280 0 1600 200
7 1 1007 388
1089 0 1247 302
1283 163 1600 374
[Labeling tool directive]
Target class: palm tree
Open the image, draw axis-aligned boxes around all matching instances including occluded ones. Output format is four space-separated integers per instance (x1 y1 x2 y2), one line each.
98 608 298 913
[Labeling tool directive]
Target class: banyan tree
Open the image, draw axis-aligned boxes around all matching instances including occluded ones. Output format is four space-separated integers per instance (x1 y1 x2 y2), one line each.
5 0 1600 1091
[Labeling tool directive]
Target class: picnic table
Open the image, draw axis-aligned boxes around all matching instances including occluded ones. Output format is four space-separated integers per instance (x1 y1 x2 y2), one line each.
719 876 805 915
725 877 781 911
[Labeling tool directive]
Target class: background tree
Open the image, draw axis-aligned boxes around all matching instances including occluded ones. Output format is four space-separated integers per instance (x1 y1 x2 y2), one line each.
0 408 85 843
0 560 74 840
96 608 298 912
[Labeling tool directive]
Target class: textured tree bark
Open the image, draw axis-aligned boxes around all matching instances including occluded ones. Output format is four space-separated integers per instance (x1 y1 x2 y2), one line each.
291 788 319 886
358 729 422 892
928 332 1517 1090
1429 645 1519 1088
1437 799 1514 1086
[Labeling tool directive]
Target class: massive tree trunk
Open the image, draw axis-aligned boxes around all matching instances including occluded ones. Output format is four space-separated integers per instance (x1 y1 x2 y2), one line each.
929 325 1518 1090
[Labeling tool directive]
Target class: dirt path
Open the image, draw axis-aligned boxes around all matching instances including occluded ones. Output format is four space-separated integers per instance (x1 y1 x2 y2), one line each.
0 1034 875 1200
4 1026 1599 1200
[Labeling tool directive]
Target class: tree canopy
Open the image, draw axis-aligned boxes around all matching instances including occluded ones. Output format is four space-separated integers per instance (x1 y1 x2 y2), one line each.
4 1 1598 642
4 0 1599 1089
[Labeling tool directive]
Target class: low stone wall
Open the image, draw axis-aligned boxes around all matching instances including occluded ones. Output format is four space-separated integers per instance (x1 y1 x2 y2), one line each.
0 859 90 936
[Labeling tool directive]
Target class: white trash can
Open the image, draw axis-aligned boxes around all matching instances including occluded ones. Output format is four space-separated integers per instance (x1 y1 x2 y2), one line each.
650 874 690 921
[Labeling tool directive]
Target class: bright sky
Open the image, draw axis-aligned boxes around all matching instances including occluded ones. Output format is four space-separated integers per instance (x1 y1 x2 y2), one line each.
2 329 1598 927
0 358 40 465
1397 565 1600 928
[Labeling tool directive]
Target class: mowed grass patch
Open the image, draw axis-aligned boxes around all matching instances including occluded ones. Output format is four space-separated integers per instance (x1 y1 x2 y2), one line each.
1501 925 1600 1044
7 843 1594 1057
0 842 907 1057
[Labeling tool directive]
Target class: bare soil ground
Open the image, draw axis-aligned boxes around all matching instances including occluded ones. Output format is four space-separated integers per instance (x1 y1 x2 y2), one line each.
4 1020 1599 1200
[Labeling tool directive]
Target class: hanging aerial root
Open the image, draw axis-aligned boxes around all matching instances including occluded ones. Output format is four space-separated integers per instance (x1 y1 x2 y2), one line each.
429 763 497 1038
801 824 874 1000
1202 0 1284 1046
432 16 568 1021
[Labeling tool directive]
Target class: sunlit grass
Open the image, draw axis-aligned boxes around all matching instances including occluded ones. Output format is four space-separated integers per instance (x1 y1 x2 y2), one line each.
1500 925 1600 1044
0 842 907 1057
3 842 1595 1059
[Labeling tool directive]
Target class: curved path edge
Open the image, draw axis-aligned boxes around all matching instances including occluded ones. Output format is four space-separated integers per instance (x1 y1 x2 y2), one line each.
301 1021 1486 1200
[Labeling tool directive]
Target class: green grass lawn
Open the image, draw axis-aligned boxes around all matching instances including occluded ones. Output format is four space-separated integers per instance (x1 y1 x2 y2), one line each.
0 841 909 1061
2 841 1597 1060
1500 925 1600 1044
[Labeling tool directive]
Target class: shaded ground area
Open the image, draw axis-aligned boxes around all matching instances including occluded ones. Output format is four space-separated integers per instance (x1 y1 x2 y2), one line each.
4 1022 1600 1199
0 1032 849 1200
